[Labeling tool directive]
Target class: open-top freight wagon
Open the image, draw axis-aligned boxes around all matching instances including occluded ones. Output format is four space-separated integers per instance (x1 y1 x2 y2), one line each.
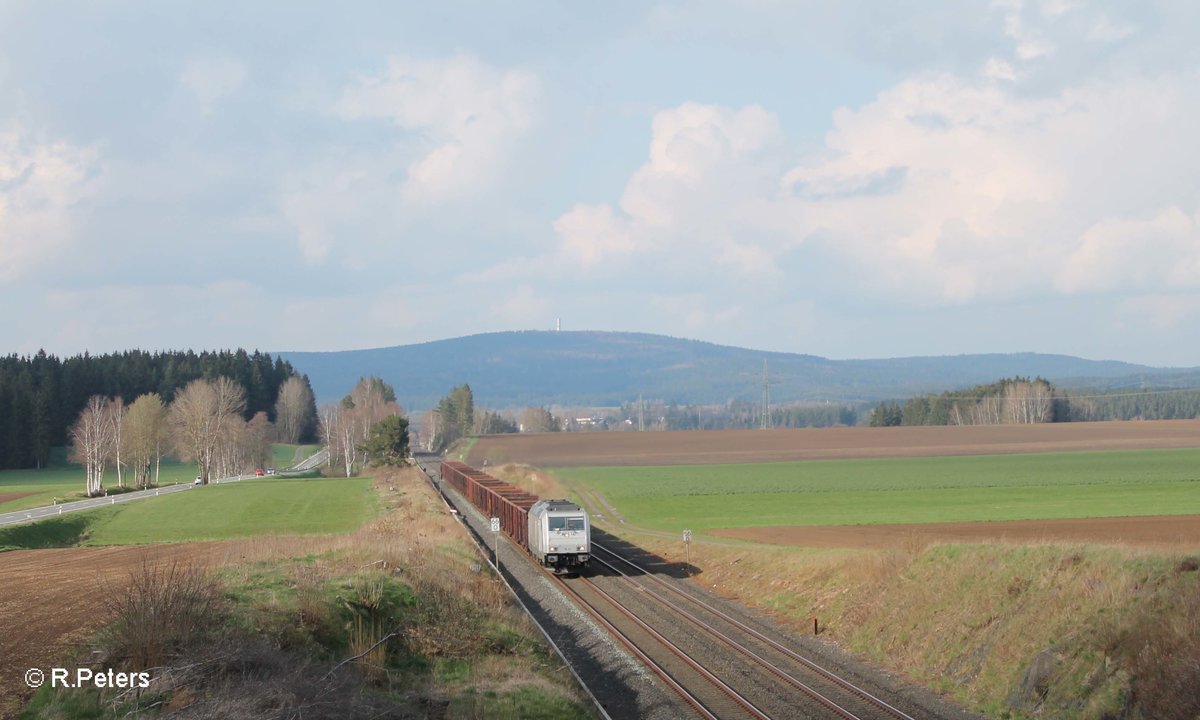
440 460 590 574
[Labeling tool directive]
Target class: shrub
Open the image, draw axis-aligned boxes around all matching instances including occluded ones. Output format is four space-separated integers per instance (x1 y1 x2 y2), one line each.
98 559 223 670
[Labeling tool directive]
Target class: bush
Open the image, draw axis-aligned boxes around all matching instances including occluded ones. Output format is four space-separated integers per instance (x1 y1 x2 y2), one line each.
98 560 223 670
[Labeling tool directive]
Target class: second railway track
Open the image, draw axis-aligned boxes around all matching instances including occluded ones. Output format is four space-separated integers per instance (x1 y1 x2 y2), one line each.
583 541 921 720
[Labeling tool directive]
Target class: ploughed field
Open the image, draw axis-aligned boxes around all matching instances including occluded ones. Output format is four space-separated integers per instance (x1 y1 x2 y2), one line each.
467 419 1200 467
469 420 1200 549
0 543 229 719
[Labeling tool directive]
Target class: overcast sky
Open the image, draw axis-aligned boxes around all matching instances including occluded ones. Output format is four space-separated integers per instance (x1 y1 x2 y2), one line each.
2 1 1199 366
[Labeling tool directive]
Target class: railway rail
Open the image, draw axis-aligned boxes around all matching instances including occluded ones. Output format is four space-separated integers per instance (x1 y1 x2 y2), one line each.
587 541 920 720
416 455 941 720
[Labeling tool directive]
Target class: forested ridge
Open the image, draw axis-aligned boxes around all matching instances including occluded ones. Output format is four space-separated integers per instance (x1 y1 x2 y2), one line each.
0 349 309 470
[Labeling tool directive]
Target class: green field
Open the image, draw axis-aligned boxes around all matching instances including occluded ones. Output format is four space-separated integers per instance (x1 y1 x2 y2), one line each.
0 457 199 513
0 476 375 549
554 448 1200 532
0 445 326 513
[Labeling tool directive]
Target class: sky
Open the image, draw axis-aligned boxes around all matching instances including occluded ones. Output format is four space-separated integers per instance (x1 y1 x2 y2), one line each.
2 1 1199 367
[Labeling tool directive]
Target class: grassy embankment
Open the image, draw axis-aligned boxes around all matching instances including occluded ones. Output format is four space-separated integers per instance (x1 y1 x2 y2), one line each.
17 466 589 719
544 450 1200 720
0 444 323 513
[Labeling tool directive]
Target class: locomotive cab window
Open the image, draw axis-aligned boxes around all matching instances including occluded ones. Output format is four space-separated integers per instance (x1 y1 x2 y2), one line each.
550 516 586 531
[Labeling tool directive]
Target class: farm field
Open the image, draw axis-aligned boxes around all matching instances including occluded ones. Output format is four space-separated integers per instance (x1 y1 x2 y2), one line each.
0 476 376 548
554 449 1200 532
467 419 1200 467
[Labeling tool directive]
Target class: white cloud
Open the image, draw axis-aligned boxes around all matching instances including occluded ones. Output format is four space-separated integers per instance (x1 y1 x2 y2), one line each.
1057 207 1200 294
1088 15 1137 43
554 203 634 268
0 126 97 283
550 102 784 276
179 57 246 113
784 73 1200 302
336 54 538 204
985 57 1018 81
540 63 1200 310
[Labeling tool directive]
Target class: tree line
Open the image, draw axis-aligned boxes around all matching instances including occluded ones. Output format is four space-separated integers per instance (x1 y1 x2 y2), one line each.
0 349 318 470
869 377 1066 426
69 374 318 494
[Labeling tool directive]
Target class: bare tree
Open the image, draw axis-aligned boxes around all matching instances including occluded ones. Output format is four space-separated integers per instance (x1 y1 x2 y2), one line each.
69 395 116 497
245 411 273 470
318 402 341 471
169 377 246 483
108 397 127 488
124 393 167 489
1004 380 1054 424
317 378 403 477
273 376 314 444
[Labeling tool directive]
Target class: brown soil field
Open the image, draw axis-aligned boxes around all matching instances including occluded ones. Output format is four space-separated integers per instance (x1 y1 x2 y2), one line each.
0 492 36 506
713 515 1200 550
468 419 1200 467
0 543 245 719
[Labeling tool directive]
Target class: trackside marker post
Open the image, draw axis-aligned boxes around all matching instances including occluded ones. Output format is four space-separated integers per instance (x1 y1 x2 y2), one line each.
683 528 692 575
490 517 500 565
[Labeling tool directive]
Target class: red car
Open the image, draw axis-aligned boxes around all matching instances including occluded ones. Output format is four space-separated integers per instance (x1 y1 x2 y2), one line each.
255 469 265 477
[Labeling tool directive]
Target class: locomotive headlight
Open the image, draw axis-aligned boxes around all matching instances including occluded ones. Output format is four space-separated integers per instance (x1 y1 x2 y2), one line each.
549 546 558 551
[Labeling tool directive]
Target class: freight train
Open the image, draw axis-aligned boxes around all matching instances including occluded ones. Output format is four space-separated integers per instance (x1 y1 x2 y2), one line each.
440 460 591 574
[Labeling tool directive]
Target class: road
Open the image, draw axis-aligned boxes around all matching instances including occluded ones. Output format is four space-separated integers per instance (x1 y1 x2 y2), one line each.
0 448 328 529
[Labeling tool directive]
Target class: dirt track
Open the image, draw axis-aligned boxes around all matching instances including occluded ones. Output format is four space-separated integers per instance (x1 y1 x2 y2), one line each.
713 515 1200 550
468 419 1200 467
0 544 233 719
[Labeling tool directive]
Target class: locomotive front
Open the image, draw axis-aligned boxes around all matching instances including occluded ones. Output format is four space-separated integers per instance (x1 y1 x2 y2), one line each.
527 499 591 574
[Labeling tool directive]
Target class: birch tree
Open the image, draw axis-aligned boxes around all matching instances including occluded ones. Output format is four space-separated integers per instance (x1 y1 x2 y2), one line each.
108 397 127 488
69 395 115 497
273 376 315 444
124 393 167 489
169 377 246 483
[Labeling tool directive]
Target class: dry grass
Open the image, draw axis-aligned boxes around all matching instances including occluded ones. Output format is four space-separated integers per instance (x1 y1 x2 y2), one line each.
626 528 1200 719
24 465 588 720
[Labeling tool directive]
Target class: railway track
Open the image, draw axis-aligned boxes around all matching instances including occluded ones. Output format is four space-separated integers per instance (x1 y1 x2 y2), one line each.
574 541 921 720
415 455 940 720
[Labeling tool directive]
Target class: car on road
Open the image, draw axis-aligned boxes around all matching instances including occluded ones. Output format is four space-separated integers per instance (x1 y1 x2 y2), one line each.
194 476 202 485
255 469 265 477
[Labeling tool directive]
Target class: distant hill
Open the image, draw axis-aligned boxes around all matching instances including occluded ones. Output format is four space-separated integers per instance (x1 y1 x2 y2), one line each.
277 331 1198 410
